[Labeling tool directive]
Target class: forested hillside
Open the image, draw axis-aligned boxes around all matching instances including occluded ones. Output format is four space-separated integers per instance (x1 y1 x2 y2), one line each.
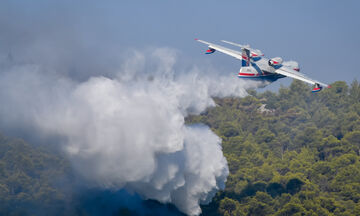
189 80 360 216
0 133 73 215
0 80 359 216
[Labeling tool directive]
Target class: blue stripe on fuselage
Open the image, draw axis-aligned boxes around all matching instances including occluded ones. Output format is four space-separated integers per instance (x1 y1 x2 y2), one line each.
251 63 263 75
238 73 285 82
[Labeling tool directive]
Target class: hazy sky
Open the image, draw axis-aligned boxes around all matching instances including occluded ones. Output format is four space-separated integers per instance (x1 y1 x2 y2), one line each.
1 0 359 91
0 1 359 214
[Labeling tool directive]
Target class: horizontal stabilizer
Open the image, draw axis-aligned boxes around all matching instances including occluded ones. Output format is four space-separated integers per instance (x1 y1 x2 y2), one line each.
221 40 263 57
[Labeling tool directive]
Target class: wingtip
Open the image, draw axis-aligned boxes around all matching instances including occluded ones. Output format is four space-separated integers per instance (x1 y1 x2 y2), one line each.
194 38 199 41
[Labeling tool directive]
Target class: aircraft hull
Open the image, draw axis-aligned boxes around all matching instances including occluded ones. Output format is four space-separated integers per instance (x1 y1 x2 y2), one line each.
238 73 286 83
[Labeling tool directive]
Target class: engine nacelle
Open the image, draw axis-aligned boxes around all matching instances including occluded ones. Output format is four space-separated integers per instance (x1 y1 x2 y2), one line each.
268 57 283 66
250 49 263 57
283 61 300 72
249 49 264 61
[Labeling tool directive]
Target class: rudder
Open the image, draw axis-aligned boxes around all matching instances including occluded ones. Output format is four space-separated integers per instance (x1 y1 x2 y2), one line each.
241 49 251 67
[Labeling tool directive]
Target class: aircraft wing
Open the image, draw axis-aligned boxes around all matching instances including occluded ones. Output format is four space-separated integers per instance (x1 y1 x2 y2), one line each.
195 39 243 60
275 66 330 88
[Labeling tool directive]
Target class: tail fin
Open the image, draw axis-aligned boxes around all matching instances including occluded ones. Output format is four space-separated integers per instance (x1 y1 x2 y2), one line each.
241 49 251 67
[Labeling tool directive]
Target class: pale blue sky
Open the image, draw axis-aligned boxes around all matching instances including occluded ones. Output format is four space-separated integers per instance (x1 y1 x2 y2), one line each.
1 0 359 90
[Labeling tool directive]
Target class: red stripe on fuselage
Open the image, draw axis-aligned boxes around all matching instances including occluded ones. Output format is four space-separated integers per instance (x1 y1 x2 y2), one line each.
239 73 256 76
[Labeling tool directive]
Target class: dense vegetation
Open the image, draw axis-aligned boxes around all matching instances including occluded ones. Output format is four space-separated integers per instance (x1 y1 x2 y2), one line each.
0 80 359 216
190 80 360 216
0 134 73 215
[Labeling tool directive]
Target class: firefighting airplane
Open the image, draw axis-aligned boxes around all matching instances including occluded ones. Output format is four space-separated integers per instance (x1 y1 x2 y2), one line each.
195 39 330 92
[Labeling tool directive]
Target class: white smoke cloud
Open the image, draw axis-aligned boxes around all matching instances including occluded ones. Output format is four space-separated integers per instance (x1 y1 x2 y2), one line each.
0 48 260 215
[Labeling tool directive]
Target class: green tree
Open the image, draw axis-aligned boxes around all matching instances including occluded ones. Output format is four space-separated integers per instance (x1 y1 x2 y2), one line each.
219 197 240 216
